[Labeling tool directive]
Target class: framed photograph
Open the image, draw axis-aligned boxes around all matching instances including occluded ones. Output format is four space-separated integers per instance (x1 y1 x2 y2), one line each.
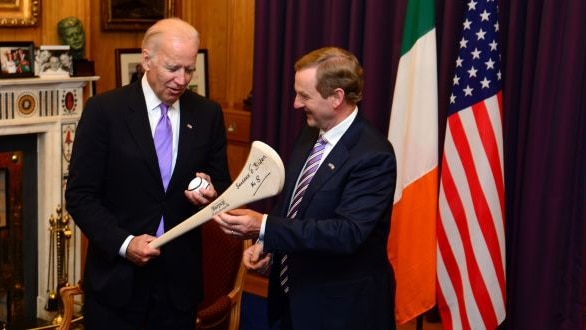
189 49 209 98
115 48 209 98
115 48 142 87
0 0 40 27
101 0 175 31
0 41 35 78
37 45 72 77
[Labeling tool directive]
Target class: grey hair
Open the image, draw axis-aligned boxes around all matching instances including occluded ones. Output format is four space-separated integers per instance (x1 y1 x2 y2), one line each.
141 18 200 58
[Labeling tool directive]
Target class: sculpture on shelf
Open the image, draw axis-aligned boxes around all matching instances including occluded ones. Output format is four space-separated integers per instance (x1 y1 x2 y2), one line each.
57 16 95 76
57 17 85 60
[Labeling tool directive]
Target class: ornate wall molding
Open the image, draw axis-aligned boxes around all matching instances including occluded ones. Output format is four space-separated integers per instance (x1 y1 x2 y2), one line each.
0 0 40 27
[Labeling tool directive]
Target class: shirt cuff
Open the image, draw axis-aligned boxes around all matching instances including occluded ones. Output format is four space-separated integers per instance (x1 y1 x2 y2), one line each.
258 213 268 243
119 235 134 258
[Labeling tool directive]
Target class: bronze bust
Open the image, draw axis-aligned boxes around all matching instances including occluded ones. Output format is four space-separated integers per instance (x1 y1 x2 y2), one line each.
57 17 85 60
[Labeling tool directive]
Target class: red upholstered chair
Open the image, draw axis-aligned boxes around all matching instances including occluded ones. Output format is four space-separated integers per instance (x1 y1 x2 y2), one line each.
196 221 249 330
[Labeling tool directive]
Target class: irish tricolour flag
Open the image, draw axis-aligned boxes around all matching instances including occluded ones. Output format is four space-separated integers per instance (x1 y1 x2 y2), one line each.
387 0 438 324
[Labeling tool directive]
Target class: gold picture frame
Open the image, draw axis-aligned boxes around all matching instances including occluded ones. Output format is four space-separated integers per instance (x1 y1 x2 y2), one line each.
101 0 174 31
0 0 40 27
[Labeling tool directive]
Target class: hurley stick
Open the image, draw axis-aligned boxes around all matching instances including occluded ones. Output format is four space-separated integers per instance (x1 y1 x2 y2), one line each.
149 141 285 248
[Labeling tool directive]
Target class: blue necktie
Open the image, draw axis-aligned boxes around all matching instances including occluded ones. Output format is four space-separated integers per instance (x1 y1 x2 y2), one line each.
280 135 327 294
155 103 172 237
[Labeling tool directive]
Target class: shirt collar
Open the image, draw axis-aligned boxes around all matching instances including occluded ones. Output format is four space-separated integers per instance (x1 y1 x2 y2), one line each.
321 106 358 146
141 75 179 112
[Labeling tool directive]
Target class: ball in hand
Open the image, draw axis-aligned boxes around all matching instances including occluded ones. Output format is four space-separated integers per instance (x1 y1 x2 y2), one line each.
188 177 210 193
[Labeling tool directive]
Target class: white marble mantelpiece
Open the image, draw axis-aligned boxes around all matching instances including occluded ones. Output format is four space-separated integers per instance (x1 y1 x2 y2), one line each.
0 76 99 321
0 76 97 88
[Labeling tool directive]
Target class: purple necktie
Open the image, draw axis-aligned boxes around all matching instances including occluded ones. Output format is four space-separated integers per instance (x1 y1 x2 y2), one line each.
155 103 172 237
280 135 327 294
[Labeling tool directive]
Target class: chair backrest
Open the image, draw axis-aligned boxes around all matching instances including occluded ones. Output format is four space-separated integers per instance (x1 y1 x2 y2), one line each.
197 221 248 330
58 282 84 330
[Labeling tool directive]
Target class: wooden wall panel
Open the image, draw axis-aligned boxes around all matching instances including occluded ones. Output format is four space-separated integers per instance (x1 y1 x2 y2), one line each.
41 2 90 47
190 0 230 103
0 22 41 42
225 0 254 108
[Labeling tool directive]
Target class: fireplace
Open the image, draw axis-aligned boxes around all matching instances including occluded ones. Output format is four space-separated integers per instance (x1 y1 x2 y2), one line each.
0 76 98 327
0 136 37 328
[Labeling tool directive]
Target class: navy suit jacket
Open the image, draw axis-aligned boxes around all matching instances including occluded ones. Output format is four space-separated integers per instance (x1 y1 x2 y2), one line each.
263 114 397 329
65 82 231 312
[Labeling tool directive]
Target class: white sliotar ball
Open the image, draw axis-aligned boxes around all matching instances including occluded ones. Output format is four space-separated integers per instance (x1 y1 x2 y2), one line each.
188 177 210 192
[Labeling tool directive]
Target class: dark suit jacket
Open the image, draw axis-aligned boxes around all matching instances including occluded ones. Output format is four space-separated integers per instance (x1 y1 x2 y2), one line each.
263 114 397 330
65 82 231 312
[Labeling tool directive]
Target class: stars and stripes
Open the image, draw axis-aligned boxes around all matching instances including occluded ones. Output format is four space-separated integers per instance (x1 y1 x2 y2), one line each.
436 0 506 329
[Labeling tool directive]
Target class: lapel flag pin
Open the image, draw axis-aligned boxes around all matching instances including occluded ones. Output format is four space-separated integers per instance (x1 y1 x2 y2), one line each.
328 163 335 170
187 123 193 129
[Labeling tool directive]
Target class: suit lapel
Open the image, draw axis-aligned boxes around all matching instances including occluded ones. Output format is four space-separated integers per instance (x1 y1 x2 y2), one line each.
282 129 319 211
295 115 364 215
123 84 163 187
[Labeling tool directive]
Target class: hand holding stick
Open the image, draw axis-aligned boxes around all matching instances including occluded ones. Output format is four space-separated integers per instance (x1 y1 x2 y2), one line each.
149 141 285 248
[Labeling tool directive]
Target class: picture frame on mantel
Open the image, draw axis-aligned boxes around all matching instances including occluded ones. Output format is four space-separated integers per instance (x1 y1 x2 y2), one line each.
115 48 209 98
0 0 40 27
0 41 35 79
101 0 175 31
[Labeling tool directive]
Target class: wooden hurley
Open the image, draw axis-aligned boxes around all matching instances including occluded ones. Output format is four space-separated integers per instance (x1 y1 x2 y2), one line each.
149 140 285 248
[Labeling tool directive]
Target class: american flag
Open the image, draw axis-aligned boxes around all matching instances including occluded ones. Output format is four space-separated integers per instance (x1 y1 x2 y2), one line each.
436 0 506 329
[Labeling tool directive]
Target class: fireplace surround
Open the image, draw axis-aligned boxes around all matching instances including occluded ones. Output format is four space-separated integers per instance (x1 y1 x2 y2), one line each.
0 76 98 325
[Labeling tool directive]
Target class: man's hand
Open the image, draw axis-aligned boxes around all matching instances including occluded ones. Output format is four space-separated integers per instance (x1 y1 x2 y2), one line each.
243 241 271 275
184 172 218 206
212 208 263 240
126 234 161 266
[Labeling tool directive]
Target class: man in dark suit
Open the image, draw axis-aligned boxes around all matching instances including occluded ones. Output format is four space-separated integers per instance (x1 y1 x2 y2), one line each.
130 63 145 84
65 18 231 329
213 47 397 329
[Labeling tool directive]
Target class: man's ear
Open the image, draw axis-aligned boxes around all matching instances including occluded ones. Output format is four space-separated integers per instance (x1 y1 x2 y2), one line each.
330 88 345 108
141 49 150 71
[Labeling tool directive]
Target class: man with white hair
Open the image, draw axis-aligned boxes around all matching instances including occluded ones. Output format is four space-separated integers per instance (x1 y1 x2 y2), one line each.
66 18 231 329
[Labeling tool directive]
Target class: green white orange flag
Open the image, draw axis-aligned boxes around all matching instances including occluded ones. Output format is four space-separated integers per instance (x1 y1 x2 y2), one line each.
387 0 438 324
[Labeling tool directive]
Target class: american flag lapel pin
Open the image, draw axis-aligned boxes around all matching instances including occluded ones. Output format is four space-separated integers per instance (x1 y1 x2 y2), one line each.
328 163 335 171
186 123 193 129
